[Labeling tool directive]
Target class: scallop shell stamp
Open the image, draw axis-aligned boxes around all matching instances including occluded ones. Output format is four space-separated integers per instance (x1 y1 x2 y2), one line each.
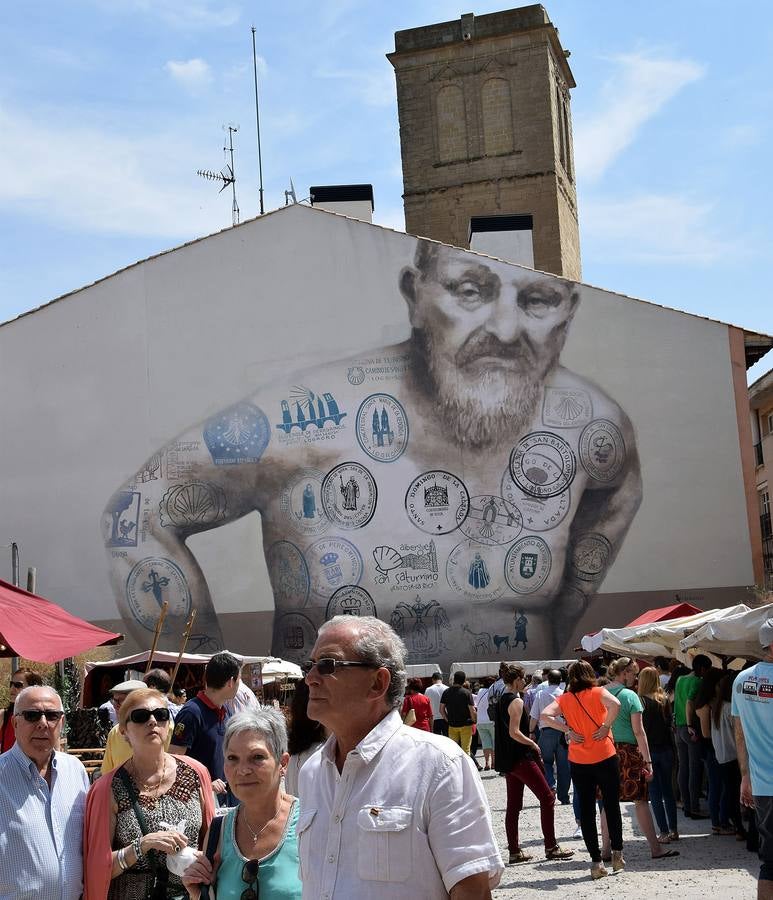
159 482 227 528
542 388 593 429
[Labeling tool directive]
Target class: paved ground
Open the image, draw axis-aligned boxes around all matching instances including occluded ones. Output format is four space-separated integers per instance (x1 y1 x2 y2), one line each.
479 768 760 898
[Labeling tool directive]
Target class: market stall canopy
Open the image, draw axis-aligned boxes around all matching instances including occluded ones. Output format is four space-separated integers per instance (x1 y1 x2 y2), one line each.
623 604 751 659
679 603 773 661
580 602 703 655
625 602 702 627
83 650 286 673
0 578 122 663
450 660 578 678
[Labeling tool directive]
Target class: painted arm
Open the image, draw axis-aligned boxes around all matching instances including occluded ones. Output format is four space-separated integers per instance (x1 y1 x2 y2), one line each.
102 400 269 650
734 717 754 808
553 413 643 653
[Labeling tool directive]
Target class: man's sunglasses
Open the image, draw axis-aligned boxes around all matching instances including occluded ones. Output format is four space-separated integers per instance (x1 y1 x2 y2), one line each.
128 707 171 724
301 658 378 676
17 709 65 723
241 859 259 900
9 680 25 689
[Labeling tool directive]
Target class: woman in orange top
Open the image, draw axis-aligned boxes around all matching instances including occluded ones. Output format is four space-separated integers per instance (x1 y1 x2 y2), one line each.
541 660 622 881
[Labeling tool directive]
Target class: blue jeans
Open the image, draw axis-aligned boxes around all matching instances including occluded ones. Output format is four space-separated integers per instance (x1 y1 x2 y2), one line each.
538 728 570 802
676 725 704 815
703 740 728 827
649 746 678 833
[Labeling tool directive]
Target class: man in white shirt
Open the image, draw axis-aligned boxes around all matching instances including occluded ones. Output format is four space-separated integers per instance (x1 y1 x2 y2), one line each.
425 671 449 736
529 670 570 804
299 615 503 899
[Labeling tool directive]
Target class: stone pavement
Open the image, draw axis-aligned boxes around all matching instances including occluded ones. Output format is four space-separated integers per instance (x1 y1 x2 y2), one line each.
479 768 759 898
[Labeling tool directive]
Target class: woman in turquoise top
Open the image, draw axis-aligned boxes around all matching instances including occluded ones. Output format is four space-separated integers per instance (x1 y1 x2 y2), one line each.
183 708 301 899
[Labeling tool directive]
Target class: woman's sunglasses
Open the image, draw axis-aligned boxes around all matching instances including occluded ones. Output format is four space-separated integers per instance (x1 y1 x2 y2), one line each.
128 707 171 724
17 709 65 723
9 680 25 689
241 859 259 900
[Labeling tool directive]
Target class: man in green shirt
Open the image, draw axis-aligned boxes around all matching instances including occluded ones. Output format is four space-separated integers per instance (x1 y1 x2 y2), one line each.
674 654 712 819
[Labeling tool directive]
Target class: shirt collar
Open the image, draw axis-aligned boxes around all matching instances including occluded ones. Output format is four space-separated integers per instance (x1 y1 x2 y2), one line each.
8 741 56 780
196 690 225 721
323 709 403 767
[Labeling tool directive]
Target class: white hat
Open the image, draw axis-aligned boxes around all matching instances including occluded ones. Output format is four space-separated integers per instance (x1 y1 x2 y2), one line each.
110 679 146 694
758 618 773 649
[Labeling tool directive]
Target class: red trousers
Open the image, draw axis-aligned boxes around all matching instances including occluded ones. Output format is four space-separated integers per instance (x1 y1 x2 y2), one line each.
505 758 557 851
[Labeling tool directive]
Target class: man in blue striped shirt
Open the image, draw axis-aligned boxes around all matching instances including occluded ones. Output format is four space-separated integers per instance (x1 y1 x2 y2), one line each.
0 685 89 900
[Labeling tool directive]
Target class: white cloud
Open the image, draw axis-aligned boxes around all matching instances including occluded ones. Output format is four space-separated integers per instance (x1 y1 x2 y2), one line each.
581 192 741 265
165 58 213 93
0 103 226 239
575 51 705 182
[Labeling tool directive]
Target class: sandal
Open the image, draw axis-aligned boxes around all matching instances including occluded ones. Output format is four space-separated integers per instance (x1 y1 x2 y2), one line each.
657 833 671 843
611 850 625 873
591 862 609 880
546 845 575 860
508 849 534 865
668 831 680 841
653 849 680 859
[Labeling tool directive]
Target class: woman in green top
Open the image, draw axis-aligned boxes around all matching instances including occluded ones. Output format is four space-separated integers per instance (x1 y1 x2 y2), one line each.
183 708 301 899
605 658 679 863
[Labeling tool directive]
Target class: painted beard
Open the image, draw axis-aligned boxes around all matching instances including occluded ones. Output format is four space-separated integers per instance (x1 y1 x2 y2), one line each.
410 327 564 449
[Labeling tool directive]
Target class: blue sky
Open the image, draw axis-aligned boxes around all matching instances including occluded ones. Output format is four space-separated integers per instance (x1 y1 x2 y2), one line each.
1 1 771 381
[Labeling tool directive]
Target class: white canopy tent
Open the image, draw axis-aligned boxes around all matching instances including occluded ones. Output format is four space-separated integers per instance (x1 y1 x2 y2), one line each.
449 660 578 679
679 603 773 661
622 604 751 661
580 627 669 658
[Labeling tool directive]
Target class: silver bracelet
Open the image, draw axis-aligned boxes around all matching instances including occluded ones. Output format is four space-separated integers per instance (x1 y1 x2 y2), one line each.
117 847 128 871
132 836 143 864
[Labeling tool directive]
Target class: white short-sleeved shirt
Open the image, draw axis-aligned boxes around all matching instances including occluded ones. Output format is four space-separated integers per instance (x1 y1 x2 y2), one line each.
424 682 447 721
297 709 503 900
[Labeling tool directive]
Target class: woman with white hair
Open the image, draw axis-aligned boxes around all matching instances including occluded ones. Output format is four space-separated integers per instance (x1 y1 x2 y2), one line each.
183 708 301 899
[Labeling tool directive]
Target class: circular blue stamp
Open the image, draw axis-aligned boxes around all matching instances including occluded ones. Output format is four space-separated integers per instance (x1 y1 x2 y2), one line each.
203 401 270 465
321 462 378 529
355 393 409 463
126 557 192 632
446 541 508 601
509 432 576 499
504 536 552 594
267 540 310 608
325 585 377 619
279 468 330 537
306 537 364 603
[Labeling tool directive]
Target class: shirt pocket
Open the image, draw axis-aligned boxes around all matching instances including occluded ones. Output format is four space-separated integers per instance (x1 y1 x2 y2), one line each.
356 806 412 882
296 807 317 883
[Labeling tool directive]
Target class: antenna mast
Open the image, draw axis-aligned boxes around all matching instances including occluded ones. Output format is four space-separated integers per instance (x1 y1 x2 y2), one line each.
197 125 240 226
251 26 265 215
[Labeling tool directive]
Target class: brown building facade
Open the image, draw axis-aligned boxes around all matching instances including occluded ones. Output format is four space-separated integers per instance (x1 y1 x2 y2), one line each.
751 368 773 589
388 5 580 279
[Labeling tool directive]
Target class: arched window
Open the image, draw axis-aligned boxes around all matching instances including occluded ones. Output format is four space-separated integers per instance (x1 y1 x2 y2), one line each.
482 77 513 156
436 84 467 163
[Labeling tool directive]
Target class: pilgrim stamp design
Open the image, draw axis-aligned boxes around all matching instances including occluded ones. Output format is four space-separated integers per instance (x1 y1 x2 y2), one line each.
405 470 469 534
279 468 329 537
570 533 612 582
504 536 552 594
500 469 571 532
321 462 377 529
355 393 409 463
542 388 593 429
446 541 508 601
104 490 141 548
203 402 270 465
579 419 626 483
159 482 227 528
509 432 576 499
126 557 192 631
306 537 364 602
325 585 377 619
460 495 522 546
267 540 310 608
274 613 317 661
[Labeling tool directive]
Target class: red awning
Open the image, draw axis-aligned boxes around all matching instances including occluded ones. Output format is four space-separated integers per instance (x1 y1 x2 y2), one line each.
0 579 122 663
625 602 703 628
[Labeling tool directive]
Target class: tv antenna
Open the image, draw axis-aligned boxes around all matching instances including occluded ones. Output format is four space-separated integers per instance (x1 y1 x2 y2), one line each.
197 124 240 226
284 177 297 205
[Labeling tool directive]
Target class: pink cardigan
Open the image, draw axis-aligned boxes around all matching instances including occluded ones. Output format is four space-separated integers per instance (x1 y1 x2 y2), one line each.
83 755 215 900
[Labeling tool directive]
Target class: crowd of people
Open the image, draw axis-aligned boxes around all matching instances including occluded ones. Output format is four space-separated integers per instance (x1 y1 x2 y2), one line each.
0 614 771 899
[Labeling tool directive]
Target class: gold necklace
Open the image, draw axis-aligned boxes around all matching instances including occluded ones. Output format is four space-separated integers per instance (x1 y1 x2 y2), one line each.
131 754 167 798
241 796 284 843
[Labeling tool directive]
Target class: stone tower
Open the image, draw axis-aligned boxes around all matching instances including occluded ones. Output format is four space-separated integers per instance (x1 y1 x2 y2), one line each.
388 5 580 279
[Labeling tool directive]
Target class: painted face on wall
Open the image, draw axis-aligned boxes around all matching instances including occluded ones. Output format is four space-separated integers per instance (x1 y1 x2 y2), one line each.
402 244 579 448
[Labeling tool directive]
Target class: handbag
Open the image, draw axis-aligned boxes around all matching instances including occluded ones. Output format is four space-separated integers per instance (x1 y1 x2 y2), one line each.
116 767 182 900
198 815 224 900
403 706 417 726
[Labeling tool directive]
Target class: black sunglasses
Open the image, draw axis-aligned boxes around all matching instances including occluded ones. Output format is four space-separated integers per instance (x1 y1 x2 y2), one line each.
241 859 259 900
17 709 65 723
128 707 171 724
9 680 25 689
301 658 379 676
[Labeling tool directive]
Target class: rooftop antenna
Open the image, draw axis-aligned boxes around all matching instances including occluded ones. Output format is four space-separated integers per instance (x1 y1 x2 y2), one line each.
251 26 265 215
197 125 240 226
284 177 297 205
